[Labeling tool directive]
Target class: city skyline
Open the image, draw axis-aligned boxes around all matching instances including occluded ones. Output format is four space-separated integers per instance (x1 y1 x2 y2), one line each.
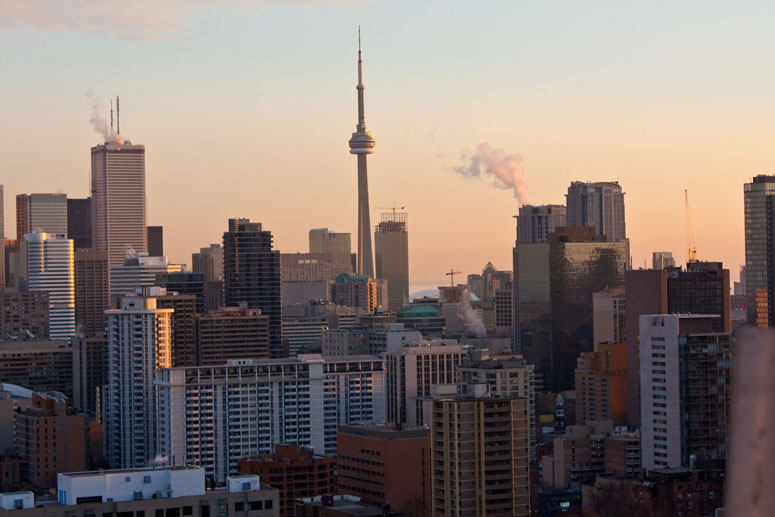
3 1 773 288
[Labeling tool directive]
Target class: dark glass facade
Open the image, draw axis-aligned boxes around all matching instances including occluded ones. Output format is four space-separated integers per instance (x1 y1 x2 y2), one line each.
147 225 164 257
517 227 627 391
743 175 775 326
157 271 207 315
223 218 282 357
67 197 92 250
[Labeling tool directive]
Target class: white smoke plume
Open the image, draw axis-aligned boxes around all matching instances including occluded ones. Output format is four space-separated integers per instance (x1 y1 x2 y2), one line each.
86 90 125 145
454 143 531 205
459 291 486 335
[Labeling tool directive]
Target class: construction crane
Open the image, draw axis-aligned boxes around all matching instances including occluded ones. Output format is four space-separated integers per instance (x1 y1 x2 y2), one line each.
685 189 697 263
446 269 462 286
375 202 405 214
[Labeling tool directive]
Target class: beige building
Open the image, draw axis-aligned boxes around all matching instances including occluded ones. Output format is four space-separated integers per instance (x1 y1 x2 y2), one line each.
575 342 628 426
91 142 147 267
196 306 270 364
374 212 409 311
431 395 530 516
309 228 352 278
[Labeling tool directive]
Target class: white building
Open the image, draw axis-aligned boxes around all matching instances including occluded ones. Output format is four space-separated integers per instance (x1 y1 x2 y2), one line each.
592 287 626 348
639 314 731 470
91 142 147 268
104 293 173 469
110 252 182 299
384 340 465 426
156 354 385 481
21 232 74 340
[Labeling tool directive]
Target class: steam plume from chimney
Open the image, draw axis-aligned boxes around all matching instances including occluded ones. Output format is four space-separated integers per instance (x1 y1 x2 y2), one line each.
87 91 125 145
454 143 531 205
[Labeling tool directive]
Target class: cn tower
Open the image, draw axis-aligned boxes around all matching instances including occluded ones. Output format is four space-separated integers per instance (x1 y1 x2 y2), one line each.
348 27 376 278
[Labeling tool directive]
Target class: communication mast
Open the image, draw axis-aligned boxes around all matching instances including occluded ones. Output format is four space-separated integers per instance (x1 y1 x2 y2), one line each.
685 189 697 263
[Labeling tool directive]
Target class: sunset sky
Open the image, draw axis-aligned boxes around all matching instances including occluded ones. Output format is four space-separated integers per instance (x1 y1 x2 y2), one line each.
2 0 774 291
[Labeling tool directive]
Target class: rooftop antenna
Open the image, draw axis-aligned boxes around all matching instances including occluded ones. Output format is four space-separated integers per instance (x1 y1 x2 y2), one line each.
103 106 107 142
116 96 120 135
110 99 114 134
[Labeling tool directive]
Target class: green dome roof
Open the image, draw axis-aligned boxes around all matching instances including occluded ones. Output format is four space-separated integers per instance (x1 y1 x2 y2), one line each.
397 305 440 317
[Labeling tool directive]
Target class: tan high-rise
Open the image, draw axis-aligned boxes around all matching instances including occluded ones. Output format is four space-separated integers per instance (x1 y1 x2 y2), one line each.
375 212 409 311
431 396 530 516
91 143 147 267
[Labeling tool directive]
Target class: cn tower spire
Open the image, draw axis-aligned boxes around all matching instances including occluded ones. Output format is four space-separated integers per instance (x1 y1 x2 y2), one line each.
349 26 375 278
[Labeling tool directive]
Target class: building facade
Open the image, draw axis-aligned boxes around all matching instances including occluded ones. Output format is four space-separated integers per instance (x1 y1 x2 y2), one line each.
22 233 75 340
0 290 49 341
565 181 627 243
156 355 385 481
74 249 109 337
743 174 775 326
0 341 72 399
430 396 530 516
91 142 147 267
639 314 732 470
374 212 409 311
309 228 353 278
196 306 270 364
16 194 68 238
574 343 627 426
337 424 430 515
66 197 92 250
223 218 282 357
104 294 173 469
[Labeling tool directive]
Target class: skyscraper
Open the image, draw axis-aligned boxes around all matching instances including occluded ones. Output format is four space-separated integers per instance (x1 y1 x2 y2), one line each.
309 228 352 278
374 211 409 311
743 174 775 326
223 218 282 357
16 193 68 238
91 141 147 267
21 232 75 340
639 314 731 470
192 243 224 311
348 30 376 278
146 225 163 256
74 249 109 337
652 251 676 270
104 292 173 469
67 197 92 250
565 181 627 242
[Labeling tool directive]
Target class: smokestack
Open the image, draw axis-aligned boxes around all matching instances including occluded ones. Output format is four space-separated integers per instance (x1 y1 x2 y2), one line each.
116 96 120 135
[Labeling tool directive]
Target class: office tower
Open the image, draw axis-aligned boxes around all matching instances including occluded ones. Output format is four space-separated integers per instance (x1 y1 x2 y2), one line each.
0 340 73 398
104 293 173 469
192 243 224 282
4 239 18 288
66 198 92 250
574 342 627 426
237 444 334 517
494 282 514 334
21 232 75 340
625 261 731 427
74 249 109 337
195 306 270 364
541 421 621 488
396 305 446 336
652 251 675 270
430 395 530 516
0 186 4 289
146 225 163 256
15 193 68 238
109 252 181 299
156 271 206 314
347 31 376 278
515 204 567 245
91 141 147 267
374 211 409 311
385 340 465 426
0 290 49 340
223 218 282 357
14 392 87 489
337 425 431 515
156 355 386 481
71 335 107 417
308 228 353 278
283 302 362 357
156 293 198 367
25 468 279 516
192 243 224 311
281 253 331 305
516 227 627 391
565 181 627 242
743 174 775 326
639 314 731 470
467 262 512 300
329 273 386 312
592 287 626 347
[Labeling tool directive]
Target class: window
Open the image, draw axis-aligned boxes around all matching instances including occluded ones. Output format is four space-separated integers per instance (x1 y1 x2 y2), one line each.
235 503 244 512
182 508 192 516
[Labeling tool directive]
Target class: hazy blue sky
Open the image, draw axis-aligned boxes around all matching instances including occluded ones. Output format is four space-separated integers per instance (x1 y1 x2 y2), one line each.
2 0 774 288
